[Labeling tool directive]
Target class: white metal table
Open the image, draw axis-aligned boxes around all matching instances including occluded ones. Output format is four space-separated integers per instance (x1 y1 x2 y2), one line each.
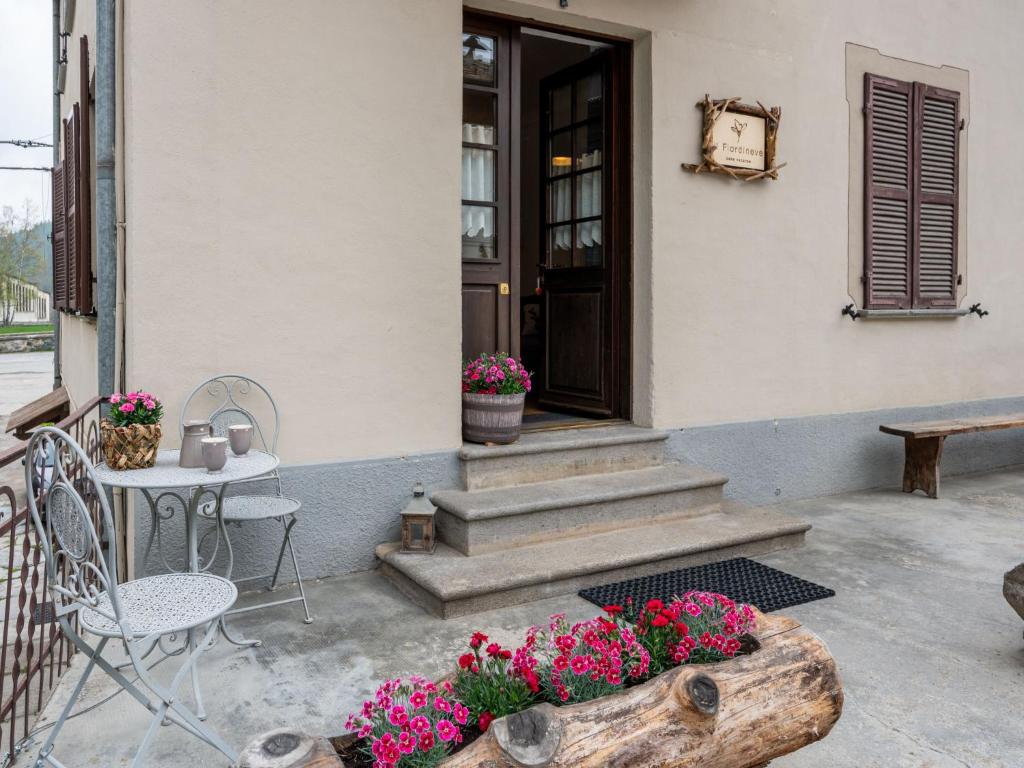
93 448 279 718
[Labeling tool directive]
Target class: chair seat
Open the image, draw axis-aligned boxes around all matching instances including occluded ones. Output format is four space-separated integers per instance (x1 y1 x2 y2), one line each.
198 494 301 522
80 573 237 638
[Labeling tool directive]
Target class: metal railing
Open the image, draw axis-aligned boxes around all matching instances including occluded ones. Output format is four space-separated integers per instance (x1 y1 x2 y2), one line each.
0 396 104 764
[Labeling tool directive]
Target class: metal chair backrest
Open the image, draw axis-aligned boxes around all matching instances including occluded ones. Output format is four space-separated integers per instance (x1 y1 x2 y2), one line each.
24 427 123 628
180 374 282 489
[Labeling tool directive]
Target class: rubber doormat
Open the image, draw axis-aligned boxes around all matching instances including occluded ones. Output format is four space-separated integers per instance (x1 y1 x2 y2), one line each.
578 557 835 614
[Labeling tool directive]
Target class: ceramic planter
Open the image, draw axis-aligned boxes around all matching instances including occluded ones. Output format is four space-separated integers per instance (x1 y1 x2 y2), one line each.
99 420 162 470
461 393 525 445
235 612 843 768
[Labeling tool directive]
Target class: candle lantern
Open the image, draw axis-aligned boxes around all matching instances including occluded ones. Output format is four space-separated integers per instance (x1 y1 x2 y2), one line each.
400 483 436 554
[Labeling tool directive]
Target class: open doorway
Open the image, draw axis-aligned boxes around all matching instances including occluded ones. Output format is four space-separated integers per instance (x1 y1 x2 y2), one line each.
461 14 631 431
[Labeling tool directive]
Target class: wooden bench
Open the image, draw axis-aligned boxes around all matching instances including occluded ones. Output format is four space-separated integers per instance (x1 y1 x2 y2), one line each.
879 414 1024 498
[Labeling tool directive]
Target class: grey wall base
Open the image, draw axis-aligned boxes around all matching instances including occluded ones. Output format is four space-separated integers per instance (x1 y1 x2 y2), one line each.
132 396 1024 583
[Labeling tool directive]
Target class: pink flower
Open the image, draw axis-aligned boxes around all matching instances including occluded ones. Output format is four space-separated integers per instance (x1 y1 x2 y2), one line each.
357 724 372 738
387 705 408 727
684 603 702 617
409 690 427 708
143 399 156 410
398 730 416 755
119 402 135 413
433 696 450 713
435 719 458 742
108 393 122 404
409 715 430 734
569 654 591 675
453 702 469 725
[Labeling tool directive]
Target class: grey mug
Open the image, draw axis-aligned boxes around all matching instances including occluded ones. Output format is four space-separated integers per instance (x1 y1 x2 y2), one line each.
201 437 228 473
228 424 253 456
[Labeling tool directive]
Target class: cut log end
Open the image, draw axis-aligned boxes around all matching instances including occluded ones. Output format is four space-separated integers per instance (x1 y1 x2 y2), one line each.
492 703 562 766
236 729 343 768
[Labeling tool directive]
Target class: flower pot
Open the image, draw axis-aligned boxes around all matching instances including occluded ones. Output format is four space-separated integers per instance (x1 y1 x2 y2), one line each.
236 611 843 768
100 420 162 470
462 393 525 445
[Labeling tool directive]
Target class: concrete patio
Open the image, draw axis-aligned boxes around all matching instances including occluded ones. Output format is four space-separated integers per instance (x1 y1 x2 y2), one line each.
26 465 1024 767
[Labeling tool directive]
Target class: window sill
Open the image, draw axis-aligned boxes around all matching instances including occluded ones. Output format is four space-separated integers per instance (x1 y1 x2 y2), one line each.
857 308 969 319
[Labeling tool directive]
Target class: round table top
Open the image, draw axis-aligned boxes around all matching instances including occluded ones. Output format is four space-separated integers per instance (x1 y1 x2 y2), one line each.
93 449 279 489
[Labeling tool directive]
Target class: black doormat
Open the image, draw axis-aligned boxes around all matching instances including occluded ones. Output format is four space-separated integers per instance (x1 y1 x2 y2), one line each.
578 558 834 614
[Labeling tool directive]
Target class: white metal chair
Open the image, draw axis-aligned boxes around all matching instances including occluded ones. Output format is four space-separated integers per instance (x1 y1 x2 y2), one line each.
180 375 313 625
25 427 238 768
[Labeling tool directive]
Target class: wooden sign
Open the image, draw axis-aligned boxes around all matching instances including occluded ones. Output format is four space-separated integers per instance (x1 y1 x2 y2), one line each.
682 95 785 181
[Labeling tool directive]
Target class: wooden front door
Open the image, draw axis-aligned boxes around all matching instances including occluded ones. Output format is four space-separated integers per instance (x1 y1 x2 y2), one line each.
536 52 628 418
461 19 519 360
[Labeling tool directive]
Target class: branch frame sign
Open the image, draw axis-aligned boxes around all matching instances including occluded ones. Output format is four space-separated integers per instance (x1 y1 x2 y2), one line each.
682 95 785 181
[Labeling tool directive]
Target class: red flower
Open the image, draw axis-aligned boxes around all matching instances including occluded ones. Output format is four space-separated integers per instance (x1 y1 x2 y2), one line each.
603 604 624 615
478 711 495 732
458 653 476 670
499 649 512 660
418 731 435 752
470 631 488 649
651 614 670 628
485 642 501 657
646 598 664 612
553 655 569 671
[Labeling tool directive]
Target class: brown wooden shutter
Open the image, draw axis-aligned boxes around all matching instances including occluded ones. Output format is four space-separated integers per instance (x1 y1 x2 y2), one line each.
51 164 68 310
77 35 93 313
63 110 79 312
864 73 914 309
913 83 959 308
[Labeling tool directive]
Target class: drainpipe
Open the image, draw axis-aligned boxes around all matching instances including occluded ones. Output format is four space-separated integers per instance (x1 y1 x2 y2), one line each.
95 0 115 402
52 0 61 389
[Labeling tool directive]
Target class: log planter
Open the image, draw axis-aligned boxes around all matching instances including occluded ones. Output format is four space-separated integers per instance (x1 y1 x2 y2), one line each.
1005 563 1024 632
236 612 843 768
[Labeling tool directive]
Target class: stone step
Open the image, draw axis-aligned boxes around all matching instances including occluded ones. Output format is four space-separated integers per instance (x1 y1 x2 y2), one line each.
458 425 670 490
377 502 811 618
433 463 727 556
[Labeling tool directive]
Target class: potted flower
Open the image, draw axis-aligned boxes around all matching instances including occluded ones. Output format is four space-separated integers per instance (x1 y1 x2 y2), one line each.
100 390 164 470
461 353 531 445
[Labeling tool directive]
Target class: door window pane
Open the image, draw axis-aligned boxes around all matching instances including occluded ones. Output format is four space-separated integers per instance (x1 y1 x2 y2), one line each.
463 34 495 85
575 121 603 169
575 72 603 121
576 221 603 267
575 171 602 218
463 91 497 145
549 225 572 268
462 206 496 259
548 178 572 223
551 84 572 129
548 131 572 177
462 148 495 202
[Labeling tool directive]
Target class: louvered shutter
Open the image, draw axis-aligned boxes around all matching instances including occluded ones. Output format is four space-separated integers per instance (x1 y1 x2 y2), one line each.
51 165 67 310
913 84 959 308
77 36 93 313
864 73 914 309
63 111 79 311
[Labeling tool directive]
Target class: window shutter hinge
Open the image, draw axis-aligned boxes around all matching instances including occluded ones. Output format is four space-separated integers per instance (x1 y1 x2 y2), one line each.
957 274 963 285
959 118 965 131
860 275 866 284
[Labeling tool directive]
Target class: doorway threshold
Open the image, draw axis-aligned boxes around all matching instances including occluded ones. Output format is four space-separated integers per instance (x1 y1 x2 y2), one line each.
521 412 629 434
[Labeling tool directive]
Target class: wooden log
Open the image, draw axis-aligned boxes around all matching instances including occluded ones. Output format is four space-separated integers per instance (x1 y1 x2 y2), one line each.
237 612 842 768
441 612 842 768
237 728 344 768
1004 563 1024 628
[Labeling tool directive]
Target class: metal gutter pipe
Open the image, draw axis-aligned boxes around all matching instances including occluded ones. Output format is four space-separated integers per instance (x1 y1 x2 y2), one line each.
96 0 115 400
52 0 61 389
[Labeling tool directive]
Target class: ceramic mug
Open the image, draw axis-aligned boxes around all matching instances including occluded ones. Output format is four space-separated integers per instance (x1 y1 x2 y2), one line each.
228 424 253 456
201 437 228 473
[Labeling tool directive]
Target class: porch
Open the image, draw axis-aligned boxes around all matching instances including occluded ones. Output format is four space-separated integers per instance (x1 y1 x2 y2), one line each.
27 465 1024 767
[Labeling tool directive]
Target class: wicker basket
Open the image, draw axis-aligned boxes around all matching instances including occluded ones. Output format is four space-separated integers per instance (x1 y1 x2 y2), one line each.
462 392 525 445
100 420 162 470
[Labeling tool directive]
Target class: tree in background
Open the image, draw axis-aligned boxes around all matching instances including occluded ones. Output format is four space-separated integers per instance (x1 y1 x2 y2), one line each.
0 200 45 326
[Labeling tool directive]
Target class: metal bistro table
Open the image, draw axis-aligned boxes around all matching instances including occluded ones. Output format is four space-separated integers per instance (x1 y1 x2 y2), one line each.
93 448 279 718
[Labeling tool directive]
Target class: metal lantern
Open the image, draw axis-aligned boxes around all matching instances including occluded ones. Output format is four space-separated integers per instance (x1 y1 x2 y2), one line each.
400 483 436 554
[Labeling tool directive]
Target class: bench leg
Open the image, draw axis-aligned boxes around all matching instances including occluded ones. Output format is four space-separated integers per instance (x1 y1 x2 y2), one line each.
902 436 945 499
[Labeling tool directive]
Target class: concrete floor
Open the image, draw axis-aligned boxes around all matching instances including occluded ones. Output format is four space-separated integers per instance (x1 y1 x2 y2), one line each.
25 465 1024 767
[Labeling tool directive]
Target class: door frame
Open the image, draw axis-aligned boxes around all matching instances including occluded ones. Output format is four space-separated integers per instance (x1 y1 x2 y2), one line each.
462 9 633 421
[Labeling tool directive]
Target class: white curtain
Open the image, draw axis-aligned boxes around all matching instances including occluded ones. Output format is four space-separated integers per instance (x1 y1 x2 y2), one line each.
462 123 496 239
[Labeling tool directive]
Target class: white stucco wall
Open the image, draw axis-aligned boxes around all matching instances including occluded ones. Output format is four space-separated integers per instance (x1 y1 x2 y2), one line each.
115 0 1024 464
